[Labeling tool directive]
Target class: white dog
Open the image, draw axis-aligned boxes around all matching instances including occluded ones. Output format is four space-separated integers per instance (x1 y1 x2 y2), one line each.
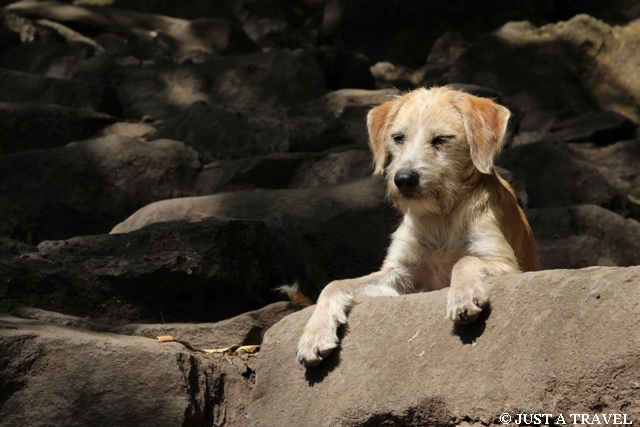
293 87 540 367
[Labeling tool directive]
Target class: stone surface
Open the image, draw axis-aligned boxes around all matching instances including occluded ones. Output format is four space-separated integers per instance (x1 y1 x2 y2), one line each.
248 266 640 427
0 67 122 116
0 135 202 242
0 218 273 324
12 301 299 350
6 1 258 61
445 15 640 122
498 140 622 211
0 102 117 155
0 314 254 427
115 48 328 120
530 204 640 269
111 178 399 283
550 110 637 145
148 101 289 162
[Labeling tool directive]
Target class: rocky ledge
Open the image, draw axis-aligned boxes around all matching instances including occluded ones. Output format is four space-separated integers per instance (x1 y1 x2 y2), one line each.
1 1 640 426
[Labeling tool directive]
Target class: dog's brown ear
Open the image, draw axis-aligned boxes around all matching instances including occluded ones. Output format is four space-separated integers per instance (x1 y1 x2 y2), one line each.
455 94 511 174
367 99 398 176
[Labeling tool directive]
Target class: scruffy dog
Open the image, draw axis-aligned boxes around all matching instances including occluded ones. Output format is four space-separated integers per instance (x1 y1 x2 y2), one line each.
295 87 540 367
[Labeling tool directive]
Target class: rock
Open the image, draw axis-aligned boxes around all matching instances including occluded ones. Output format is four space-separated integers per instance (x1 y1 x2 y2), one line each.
0 314 253 427
263 212 329 295
148 101 289 162
530 205 640 269
116 48 327 119
0 218 273 324
425 31 470 70
287 88 399 151
0 39 98 79
111 178 400 283
0 67 122 116
93 120 156 140
498 140 621 211
6 1 258 61
12 301 299 349
0 103 118 155
248 266 640 426
307 46 375 90
550 111 637 145
445 15 640 122
569 140 640 200
0 135 202 242
242 17 291 48
191 148 372 195
291 149 372 188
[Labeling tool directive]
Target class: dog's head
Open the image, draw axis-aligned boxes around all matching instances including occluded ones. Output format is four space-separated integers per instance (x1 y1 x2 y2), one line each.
367 87 510 215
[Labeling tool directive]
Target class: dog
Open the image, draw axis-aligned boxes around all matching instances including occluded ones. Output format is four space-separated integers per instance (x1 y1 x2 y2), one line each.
294 86 540 367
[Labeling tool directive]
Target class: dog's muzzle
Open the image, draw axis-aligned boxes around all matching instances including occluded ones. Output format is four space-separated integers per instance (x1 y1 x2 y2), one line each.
394 170 420 196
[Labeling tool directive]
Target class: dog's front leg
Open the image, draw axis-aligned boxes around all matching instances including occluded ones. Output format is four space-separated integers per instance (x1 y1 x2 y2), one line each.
297 270 400 367
446 256 519 324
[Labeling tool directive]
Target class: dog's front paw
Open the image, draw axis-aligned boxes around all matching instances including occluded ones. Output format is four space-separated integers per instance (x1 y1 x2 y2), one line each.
446 283 488 325
296 322 338 368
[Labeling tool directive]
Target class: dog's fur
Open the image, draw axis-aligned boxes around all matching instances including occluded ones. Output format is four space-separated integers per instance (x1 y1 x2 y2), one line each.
296 87 540 367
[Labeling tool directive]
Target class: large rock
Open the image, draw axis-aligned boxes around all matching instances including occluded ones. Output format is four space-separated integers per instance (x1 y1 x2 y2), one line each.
6 1 257 61
498 140 621 211
0 218 273 324
12 301 299 350
445 15 640 122
115 48 327 120
0 314 253 427
530 204 640 269
0 67 122 115
0 102 117 155
248 266 640 426
148 101 290 162
0 135 202 242
111 178 400 282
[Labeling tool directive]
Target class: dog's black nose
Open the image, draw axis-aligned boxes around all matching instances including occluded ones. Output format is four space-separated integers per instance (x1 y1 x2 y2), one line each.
394 170 420 193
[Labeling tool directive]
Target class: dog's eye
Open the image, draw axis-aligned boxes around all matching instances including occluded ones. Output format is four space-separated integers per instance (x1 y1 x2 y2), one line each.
392 134 405 144
431 135 451 149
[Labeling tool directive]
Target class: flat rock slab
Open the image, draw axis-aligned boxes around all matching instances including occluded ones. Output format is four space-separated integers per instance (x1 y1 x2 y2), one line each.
0 218 273 324
12 302 299 350
0 314 253 427
0 67 121 115
248 267 640 427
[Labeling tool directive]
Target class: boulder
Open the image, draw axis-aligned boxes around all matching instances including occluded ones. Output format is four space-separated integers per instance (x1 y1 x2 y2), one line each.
6 1 258 61
0 135 202 242
0 218 273 324
445 15 640 122
0 102 118 155
550 111 637 145
0 314 253 427
529 204 640 269
111 178 400 283
116 48 327 119
498 140 622 211
0 67 122 116
248 266 640 426
148 101 290 162
12 301 299 350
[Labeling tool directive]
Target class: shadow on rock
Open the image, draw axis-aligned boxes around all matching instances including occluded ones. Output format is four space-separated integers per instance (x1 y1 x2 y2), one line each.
452 305 491 344
304 324 348 386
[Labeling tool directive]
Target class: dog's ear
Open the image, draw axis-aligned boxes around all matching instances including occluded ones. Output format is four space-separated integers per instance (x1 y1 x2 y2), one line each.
367 99 398 176
455 94 511 174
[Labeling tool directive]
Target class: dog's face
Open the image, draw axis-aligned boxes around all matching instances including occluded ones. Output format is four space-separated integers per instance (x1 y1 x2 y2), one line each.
367 87 510 215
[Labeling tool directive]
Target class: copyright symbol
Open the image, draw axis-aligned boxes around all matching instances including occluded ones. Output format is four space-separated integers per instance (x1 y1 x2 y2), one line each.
500 413 511 424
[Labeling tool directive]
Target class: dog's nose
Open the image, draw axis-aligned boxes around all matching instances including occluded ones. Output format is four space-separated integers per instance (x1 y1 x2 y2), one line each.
394 170 420 193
